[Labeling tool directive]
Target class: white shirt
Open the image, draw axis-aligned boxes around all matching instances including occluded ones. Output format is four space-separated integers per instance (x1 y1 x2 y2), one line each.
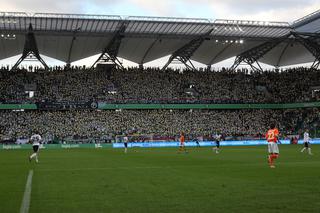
30 134 42 146
123 136 129 143
215 134 222 141
303 132 310 143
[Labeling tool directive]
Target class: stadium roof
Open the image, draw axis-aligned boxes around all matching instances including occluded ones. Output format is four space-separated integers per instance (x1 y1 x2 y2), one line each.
0 11 319 67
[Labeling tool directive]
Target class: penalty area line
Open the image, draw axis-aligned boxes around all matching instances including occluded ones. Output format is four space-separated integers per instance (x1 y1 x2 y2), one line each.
20 170 33 213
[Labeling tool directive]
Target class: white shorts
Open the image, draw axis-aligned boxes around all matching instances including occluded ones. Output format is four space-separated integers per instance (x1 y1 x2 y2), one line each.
268 142 279 154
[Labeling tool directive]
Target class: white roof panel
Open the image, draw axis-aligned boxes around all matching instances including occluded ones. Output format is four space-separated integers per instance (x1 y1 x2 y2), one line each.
0 11 318 68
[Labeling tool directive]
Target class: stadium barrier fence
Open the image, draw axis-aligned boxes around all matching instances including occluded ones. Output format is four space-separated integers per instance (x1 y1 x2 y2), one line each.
1 140 320 150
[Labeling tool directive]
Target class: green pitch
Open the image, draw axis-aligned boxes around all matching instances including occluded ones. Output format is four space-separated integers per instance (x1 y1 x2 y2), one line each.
1 145 319 213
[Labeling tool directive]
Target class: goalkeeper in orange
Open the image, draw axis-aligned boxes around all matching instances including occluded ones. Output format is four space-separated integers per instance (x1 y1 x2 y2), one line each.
266 123 280 168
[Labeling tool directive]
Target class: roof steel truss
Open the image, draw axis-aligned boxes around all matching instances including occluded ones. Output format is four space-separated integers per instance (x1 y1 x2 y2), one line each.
161 29 213 71
90 23 127 70
230 33 291 72
11 24 49 71
292 32 320 69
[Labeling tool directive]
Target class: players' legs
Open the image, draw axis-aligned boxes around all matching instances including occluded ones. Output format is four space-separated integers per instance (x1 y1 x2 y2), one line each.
29 152 39 163
29 145 39 162
300 147 306 152
215 147 219 154
308 148 312 155
178 145 187 153
268 153 278 168
35 153 39 163
268 143 279 168
30 152 36 159
215 142 220 153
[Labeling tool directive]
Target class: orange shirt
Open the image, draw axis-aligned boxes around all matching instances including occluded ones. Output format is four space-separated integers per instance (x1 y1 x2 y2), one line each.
266 128 279 143
180 135 185 144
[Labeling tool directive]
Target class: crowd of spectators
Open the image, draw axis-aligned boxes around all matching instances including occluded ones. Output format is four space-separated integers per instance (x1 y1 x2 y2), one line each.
0 108 319 142
1 65 320 142
1 66 320 104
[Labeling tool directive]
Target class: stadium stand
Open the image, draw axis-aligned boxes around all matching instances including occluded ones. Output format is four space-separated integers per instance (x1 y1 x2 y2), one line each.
0 66 320 104
1 11 320 143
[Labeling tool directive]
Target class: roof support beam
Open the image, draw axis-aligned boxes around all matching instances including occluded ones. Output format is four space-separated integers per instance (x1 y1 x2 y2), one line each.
90 23 127 70
161 29 213 71
66 28 81 69
11 24 49 71
207 43 232 65
139 36 161 65
292 32 320 70
230 33 291 72
275 42 290 67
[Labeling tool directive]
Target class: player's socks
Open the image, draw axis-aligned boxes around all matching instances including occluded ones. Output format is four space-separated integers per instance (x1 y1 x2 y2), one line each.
35 154 39 163
269 155 274 165
268 155 272 165
308 148 312 155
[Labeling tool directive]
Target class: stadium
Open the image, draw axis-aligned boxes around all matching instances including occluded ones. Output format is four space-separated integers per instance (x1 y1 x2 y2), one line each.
1 3 320 213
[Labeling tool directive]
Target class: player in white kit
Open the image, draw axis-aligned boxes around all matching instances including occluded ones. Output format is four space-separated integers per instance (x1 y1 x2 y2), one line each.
300 129 312 155
29 133 42 163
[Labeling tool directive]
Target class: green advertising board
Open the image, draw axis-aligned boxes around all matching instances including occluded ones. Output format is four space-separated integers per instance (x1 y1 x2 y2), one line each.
98 102 320 110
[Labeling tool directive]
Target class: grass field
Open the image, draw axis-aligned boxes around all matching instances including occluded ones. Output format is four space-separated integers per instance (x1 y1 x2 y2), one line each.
1 145 320 213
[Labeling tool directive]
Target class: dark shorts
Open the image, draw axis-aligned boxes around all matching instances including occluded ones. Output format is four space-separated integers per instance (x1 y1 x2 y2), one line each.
124 143 128 148
304 142 309 148
32 145 39 152
216 141 220 148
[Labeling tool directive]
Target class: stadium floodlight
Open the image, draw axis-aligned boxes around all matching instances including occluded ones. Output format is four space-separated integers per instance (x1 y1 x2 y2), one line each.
226 40 229 43
215 39 219 43
230 40 234 43
240 40 244 44
13 34 15 37
1 34 4 37
235 40 238 43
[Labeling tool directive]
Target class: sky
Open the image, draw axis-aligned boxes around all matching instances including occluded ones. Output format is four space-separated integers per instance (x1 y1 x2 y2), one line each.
0 0 319 68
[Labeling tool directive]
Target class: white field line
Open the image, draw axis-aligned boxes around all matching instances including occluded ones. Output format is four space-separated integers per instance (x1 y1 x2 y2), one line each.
35 160 320 172
20 170 33 213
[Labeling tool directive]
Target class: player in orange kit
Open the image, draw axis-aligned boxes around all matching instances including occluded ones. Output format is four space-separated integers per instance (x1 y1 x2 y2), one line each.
266 123 280 168
178 132 188 154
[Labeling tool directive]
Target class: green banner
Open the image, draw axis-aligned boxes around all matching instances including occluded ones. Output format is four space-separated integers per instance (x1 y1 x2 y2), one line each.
1 144 112 150
98 102 320 110
0 104 37 110
1 102 320 110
